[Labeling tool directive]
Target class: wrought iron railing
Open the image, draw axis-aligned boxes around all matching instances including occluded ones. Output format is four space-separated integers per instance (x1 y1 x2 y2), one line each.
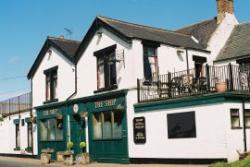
137 64 250 103
0 92 32 117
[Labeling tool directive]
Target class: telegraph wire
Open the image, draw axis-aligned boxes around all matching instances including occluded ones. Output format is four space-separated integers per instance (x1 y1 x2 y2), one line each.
0 75 26 81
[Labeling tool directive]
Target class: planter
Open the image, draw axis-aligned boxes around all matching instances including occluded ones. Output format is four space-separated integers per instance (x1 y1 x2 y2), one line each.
41 153 51 164
215 82 227 92
63 151 74 166
76 153 90 165
56 151 65 162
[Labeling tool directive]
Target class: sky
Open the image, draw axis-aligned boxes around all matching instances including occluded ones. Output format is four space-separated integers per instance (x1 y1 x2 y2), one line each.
0 0 249 100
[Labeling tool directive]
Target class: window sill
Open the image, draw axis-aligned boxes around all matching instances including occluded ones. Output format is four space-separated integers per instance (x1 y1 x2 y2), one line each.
14 147 20 151
94 85 118 94
231 127 242 130
43 99 58 104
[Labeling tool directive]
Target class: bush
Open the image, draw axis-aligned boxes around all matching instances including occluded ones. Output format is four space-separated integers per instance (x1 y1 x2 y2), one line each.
79 142 86 149
209 156 250 167
67 141 74 150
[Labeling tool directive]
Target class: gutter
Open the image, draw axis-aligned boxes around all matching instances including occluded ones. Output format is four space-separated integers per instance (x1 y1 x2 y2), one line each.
242 98 247 152
67 64 77 100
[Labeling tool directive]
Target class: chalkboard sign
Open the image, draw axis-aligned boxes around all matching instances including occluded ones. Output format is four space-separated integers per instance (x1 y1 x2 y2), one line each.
133 117 146 144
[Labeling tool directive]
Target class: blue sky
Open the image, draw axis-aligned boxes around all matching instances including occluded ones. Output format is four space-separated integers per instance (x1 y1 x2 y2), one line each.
0 0 249 100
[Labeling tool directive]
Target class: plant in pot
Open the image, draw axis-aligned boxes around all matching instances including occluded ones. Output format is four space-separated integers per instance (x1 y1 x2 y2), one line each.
76 141 90 164
64 141 74 166
215 78 227 93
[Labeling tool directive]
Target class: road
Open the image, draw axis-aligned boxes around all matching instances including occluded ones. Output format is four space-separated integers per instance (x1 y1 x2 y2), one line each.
0 156 208 167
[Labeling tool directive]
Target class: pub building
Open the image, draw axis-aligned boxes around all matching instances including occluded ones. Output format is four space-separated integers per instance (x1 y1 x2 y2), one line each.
28 0 250 163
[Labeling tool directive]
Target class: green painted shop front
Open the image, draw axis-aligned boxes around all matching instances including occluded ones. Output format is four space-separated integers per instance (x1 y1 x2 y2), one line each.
36 90 129 163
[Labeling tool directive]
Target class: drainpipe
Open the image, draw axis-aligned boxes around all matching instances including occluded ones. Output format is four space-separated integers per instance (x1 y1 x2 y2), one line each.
242 98 247 152
185 48 190 74
67 64 77 100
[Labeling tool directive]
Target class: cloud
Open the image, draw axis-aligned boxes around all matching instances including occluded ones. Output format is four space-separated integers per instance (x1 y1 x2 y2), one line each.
8 56 20 64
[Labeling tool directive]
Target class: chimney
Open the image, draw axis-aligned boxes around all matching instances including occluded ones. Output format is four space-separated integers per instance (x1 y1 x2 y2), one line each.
217 0 234 24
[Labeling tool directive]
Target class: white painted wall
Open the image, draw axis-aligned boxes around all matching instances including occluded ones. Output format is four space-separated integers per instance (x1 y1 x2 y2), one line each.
32 47 76 108
126 90 250 162
0 112 35 155
207 13 238 65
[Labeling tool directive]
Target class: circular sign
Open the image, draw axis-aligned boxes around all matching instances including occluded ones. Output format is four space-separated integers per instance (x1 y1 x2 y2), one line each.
73 104 79 114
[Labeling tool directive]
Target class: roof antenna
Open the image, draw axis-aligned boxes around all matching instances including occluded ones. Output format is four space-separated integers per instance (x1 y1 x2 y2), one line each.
64 28 73 37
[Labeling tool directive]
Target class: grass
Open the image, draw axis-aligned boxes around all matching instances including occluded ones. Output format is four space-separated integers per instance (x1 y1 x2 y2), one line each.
209 156 250 167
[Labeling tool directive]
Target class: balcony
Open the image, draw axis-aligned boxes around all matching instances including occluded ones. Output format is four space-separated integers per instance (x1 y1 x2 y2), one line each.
137 64 250 103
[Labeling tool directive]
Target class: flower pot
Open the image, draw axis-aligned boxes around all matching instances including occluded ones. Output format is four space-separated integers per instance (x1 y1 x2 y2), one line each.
215 82 227 92
76 153 90 165
41 153 51 164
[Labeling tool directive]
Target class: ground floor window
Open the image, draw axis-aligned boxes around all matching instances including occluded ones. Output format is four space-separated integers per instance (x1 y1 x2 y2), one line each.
15 123 20 148
230 109 240 128
167 111 196 139
244 109 250 128
27 122 33 148
40 118 63 141
93 110 123 140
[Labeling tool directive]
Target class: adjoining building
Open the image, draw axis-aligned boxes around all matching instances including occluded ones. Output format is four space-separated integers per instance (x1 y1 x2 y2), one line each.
0 93 35 157
27 0 250 163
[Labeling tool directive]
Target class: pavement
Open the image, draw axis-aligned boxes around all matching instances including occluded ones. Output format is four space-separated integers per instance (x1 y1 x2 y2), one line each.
0 156 208 167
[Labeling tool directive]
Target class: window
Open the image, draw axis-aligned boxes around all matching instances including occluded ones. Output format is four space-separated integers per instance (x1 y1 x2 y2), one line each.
40 118 63 141
193 56 207 78
95 45 117 90
237 58 250 72
244 109 250 128
167 112 196 139
15 123 20 149
27 122 33 148
143 45 158 81
92 111 123 140
44 66 58 102
230 109 240 128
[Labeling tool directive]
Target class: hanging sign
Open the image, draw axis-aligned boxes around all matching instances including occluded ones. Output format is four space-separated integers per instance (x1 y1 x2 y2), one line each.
133 117 146 144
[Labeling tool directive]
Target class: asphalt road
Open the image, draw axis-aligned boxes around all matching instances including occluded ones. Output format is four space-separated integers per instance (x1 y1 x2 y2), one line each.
0 156 208 167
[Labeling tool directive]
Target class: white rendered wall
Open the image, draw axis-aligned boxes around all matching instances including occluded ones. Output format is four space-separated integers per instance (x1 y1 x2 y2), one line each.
126 90 250 162
207 13 238 65
75 28 132 98
32 47 76 108
0 112 35 155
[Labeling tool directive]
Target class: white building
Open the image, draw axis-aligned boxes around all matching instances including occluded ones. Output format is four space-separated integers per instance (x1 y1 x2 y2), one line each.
26 0 250 163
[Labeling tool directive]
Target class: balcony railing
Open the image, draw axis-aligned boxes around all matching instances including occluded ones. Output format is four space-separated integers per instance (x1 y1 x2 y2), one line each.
137 64 250 103
0 92 32 117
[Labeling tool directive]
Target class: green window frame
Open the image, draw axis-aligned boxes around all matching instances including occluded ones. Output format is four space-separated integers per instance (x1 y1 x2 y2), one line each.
92 110 123 140
39 118 63 141
244 109 250 128
230 109 241 129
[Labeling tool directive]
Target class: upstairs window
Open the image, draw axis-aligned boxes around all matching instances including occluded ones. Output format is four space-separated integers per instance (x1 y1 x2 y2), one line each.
143 43 159 81
95 45 117 91
44 66 58 102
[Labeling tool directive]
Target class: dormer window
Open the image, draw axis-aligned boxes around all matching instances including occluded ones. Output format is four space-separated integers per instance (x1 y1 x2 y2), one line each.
44 66 58 102
94 45 117 92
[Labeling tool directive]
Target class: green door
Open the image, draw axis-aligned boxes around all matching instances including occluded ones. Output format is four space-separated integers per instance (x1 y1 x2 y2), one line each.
70 114 86 155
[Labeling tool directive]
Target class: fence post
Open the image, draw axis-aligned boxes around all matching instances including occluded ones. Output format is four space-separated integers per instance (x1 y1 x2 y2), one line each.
228 63 234 91
168 72 172 98
206 64 210 92
137 78 140 103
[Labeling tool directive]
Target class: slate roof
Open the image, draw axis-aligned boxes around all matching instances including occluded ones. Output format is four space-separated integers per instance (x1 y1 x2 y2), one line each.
48 37 80 58
216 23 250 62
97 16 205 50
27 37 80 79
176 18 218 48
